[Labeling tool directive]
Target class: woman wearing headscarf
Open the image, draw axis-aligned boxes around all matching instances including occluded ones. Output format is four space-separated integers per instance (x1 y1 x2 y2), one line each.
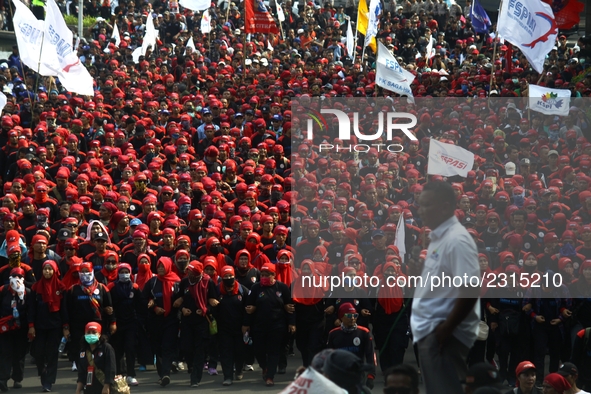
213 265 248 386
0 267 33 392
95 250 119 285
110 211 130 245
244 232 271 270
78 220 112 258
134 253 154 291
107 263 144 386
201 257 221 375
132 253 154 372
30 261 68 392
369 261 408 373
292 259 327 368
234 249 259 290
61 256 83 290
276 250 296 289
177 261 217 387
243 263 295 387
141 257 181 387
172 249 190 277
67 262 115 373
74 322 117 394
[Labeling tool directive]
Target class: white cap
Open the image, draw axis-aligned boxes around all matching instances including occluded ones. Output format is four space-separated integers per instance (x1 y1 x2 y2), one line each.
245 59 252 66
505 162 516 176
440 76 448 81
297 28 304 34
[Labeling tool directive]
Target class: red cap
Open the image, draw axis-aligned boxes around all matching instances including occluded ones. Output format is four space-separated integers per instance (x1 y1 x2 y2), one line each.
338 302 357 319
516 361 536 377
84 322 102 335
260 263 276 274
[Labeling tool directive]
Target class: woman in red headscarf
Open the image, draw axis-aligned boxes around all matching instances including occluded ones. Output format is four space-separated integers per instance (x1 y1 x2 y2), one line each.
110 211 130 245
178 261 217 386
276 250 297 288
95 250 119 285
61 256 83 290
245 232 271 270
205 237 233 272
292 259 328 368
30 261 67 392
234 249 259 290
133 253 155 372
370 261 407 373
141 257 181 387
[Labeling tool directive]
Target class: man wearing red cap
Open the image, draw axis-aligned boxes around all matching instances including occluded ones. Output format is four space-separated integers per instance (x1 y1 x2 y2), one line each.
326 302 376 389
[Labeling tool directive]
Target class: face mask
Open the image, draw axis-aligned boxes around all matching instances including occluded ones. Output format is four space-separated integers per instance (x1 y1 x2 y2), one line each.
80 272 94 286
118 273 131 282
181 121 190 129
9 277 24 299
177 260 188 270
212 245 223 254
222 278 235 288
84 334 100 344
36 215 48 227
344 277 353 287
260 277 272 286
178 145 188 154
245 174 255 183
245 242 257 253
512 195 524 207
179 204 191 218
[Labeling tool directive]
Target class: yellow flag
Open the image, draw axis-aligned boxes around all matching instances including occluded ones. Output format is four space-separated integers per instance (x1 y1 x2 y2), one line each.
357 0 376 53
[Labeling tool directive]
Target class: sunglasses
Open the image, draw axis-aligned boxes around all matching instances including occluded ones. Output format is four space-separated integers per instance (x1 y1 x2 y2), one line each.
162 192 172 196
343 313 359 319
66 223 77 227
65 247 75 251
106 260 117 264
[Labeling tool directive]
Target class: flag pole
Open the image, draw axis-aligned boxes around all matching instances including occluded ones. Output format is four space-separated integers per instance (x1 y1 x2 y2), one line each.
225 0 231 22
489 0 504 96
353 18 359 64
34 32 45 97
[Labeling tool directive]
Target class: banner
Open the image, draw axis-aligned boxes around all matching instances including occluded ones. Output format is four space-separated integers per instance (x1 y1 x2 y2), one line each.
427 139 475 178
179 0 209 11
201 10 212 33
469 0 491 33
276 2 285 22
43 0 94 95
497 0 557 73
346 19 354 60
184 36 196 55
279 368 347 394
395 213 406 264
528 84 571 116
132 13 158 63
12 0 58 76
375 41 415 101
244 0 280 34
357 0 376 53
364 0 382 49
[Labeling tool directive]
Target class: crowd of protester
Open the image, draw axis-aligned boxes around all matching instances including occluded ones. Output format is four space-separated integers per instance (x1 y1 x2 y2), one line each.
0 0 589 393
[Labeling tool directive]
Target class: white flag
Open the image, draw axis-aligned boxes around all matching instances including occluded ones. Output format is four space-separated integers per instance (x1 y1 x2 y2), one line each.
364 0 382 47
425 36 435 59
427 138 475 178
179 0 209 11
276 2 285 22
201 10 212 34
0 92 7 114
346 20 354 60
111 22 121 47
43 0 94 95
395 211 406 264
12 0 59 76
267 40 273 51
528 84 571 116
184 36 196 55
279 368 347 394
132 13 157 63
375 41 415 102
497 0 557 73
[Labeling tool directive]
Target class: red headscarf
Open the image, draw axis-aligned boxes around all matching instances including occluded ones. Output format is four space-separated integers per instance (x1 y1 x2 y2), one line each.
31 260 65 312
62 256 82 289
276 249 296 286
156 257 180 317
236 249 254 270
135 253 154 290
206 237 226 273
203 256 219 285
186 261 210 314
219 265 240 295
100 251 119 283
377 262 404 314
292 260 326 306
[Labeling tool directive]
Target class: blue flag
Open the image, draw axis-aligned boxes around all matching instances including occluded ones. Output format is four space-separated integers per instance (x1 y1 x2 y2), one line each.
469 0 491 34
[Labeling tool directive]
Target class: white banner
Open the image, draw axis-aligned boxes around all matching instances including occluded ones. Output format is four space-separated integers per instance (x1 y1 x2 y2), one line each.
0 92 7 114
201 10 212 33
528 84 570 116
111 22 121 47
497 0 557 73
364 0 382 47
276 2 285 22
12 0 59 76
395 212 406 264
279 368 347 394
132 13 158 63
184 36 196 55
375 41 415 102
179 0 209 11
427 138 475 178
346 20 354 60
44 0 94 95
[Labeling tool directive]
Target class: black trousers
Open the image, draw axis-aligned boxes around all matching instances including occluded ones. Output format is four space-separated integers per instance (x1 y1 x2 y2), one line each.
148 320 178 379
136 324 153 366
111 322 138 377
69 328 83 363
295 320 325 367
533 323 562 383
253 328 285 380
206 334 219 368
496 332 523 385
0 328 29 382
373 315 409 373
218 331 245 380
33 327 61 385
180 319 209 385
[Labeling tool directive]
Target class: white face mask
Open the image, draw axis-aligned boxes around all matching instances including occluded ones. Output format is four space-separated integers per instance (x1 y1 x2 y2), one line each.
10 277 25 300
118 273 131 282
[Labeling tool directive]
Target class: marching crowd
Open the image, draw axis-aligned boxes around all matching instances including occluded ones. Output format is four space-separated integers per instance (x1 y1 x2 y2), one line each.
0 0 589 393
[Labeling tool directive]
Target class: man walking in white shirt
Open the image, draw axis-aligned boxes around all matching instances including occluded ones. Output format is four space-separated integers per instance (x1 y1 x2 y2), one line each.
411 181 480 394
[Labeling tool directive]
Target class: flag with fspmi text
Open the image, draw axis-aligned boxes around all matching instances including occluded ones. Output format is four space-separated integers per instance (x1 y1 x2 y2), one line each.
427 139 475 178
375 41 415 102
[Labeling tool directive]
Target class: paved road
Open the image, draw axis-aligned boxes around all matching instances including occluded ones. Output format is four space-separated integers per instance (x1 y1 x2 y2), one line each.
14 348 412 393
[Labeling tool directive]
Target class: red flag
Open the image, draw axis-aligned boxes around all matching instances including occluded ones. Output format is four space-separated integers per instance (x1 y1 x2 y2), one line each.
542 0 584 30
245 0 280 34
